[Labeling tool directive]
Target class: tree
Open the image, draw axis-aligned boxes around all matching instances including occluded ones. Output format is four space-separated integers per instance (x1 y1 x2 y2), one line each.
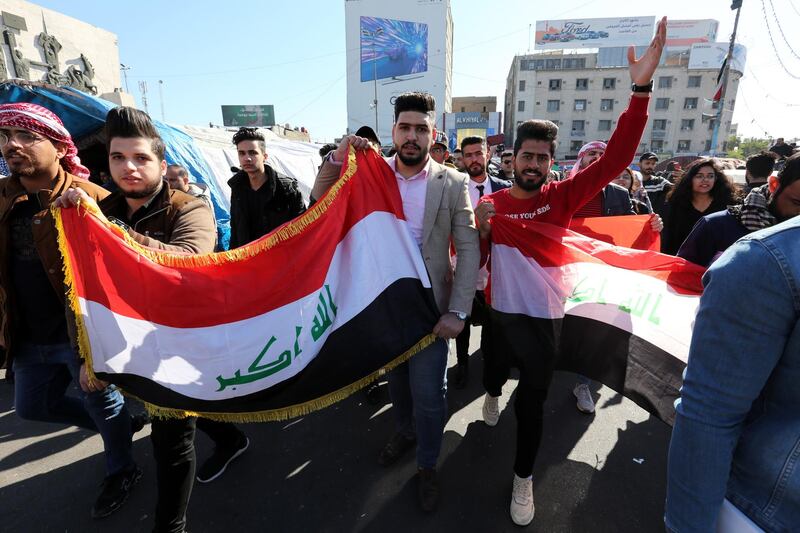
726 136 770 159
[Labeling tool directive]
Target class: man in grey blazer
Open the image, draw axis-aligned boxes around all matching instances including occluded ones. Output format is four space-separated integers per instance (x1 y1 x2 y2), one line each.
311 92 479 513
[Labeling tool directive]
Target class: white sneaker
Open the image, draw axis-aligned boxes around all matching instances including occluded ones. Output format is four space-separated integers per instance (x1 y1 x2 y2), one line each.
482 393 500 427
510 474 535 526
573 383 595 414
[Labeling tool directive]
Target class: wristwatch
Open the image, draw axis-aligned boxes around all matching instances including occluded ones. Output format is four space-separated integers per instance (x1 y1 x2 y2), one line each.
631 80 654 93
451 311 468 321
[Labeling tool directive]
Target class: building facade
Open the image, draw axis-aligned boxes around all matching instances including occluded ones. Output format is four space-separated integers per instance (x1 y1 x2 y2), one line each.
344 0 453 145
1 0 133 104
452 96 496 113
504 49 742 162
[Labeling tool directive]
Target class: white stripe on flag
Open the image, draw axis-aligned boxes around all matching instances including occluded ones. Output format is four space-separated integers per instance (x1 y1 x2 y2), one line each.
80 211 431 400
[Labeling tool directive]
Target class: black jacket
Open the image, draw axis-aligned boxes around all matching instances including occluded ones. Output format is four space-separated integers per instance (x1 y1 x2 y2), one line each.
642 175 673 218
601 183 635 215
488 175 512 193
228 165 306 249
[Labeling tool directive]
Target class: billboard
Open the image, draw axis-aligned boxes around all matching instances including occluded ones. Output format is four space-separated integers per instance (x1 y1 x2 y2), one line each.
688 43 747 72
441 112 502 152
665 19 718 49
345 0 452 145
221 105 275 127
535 16 655 50
360 16 428 82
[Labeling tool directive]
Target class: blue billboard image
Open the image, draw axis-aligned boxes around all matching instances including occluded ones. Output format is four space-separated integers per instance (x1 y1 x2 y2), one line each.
360 16 428 82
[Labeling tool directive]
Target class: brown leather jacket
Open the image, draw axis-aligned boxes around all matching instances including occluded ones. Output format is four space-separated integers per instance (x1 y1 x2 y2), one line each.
0 168 109 368
98 181 216 254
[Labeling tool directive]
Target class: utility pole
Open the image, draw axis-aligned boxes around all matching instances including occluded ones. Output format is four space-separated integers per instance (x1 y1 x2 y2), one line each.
710 0 742 155
138 80 149 114
158 79 165 122
120 63 130 93
361 27 383 141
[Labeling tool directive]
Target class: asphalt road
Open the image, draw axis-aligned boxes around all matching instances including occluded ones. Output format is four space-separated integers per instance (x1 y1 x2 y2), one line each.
0 326 672 532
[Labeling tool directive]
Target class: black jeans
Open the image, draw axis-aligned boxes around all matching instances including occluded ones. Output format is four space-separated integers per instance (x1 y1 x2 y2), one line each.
490 310 562 478
151 417 196 533
151 419 244 532
455 290 490 366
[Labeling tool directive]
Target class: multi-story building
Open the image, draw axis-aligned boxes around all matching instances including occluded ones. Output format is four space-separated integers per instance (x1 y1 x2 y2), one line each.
504 48 742 162
452 96 496 113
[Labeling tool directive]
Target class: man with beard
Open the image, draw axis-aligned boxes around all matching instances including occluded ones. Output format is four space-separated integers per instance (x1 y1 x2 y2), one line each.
473 16 665 526
452 136 511 388
311 91 479 513
678 152 800 267
0 103 141 518
638 152 672 217
497 149 514 180
58 107 216 533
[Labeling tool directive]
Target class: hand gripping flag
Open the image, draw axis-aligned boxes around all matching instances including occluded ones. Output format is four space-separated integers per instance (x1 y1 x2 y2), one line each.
489 216 705 425
54 148 440 421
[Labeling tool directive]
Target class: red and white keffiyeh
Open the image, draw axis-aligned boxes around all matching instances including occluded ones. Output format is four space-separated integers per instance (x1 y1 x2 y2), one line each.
569 140 608 179
0 102 90 179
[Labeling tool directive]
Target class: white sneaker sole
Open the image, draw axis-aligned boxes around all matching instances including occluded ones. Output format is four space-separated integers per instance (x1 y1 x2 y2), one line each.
196 438 250 484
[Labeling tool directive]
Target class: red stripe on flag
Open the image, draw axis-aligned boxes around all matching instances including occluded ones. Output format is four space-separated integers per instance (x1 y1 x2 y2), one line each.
60 150 406 328
492 216 705 295
569 215 661 251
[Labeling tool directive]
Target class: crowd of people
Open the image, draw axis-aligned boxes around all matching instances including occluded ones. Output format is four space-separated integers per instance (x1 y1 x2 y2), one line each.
1 14 798 533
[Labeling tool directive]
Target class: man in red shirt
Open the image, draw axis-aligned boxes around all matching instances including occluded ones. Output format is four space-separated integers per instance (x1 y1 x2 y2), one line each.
473 16 666 527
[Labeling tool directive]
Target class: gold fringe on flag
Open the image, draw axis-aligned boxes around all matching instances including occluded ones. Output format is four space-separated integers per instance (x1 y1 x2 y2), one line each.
53 146 437 422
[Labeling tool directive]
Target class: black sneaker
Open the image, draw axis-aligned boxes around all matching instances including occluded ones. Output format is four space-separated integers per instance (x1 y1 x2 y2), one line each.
91 465 142 519
377 432 416 467
131 412 149 434
196 435 250 483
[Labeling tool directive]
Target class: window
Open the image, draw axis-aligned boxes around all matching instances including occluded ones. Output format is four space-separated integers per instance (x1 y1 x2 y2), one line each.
547 99 560 112
520 59 535 71
545 58 562 69
563 57 586 69
656 98 670 110
603 78 616 89
519 80 526 92
482 106 487 112
707 118 716 131
651 140 664 152
681 119 695 131
658 76 672 89
688 75 702 88
653 119 667 130
572 120 585 131
570 140 583 152
601 99 614 111
684 97 698 109
518 100 525 112
574 99 586 111
549 79 562 90
678 140 691 151
460 106 465 112
598 120 612 131
576 78 589 90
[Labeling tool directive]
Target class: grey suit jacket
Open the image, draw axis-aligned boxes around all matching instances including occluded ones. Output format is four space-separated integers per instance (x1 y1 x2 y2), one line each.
312 153 479 316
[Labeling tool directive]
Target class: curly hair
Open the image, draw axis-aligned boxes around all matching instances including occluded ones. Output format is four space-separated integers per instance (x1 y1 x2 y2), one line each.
667 158 738 207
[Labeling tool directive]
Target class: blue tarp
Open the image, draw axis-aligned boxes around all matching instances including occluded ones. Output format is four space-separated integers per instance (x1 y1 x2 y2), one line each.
0 82 231 248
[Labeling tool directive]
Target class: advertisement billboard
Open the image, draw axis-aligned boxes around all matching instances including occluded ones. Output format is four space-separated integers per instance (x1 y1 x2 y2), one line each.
221 105 275 127
688 43 747 72
534 16 655 50
441 112 502 152
360 16 428 82
345 0 452 145
665 19 718 49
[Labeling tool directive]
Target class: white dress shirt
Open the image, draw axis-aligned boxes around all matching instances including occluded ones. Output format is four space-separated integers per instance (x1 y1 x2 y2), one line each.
387 155 431 250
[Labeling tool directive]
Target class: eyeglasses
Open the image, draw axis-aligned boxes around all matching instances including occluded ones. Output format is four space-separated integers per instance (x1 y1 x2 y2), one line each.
693 173 716 182
0 130 47 147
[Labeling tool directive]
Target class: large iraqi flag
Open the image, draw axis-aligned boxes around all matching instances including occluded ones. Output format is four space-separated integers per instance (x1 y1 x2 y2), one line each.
55 148 440 421
490 216 705 425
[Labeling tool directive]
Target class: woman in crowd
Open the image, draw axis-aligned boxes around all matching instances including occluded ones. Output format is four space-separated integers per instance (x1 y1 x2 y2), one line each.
661 158 739 255
612 167 652 214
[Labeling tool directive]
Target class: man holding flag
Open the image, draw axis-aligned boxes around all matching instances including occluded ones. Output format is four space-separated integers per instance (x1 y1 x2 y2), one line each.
473 17 666 526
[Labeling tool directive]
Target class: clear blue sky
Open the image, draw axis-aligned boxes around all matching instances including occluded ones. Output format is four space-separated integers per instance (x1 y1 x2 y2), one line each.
32 0 799 141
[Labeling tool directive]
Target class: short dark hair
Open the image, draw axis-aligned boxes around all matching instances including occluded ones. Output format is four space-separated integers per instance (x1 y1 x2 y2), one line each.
460 136 485 151
319 143 337 158
775 152 800 194
393 92 436 122
514 120 558 157
166 164 188 177
746 151 777 180
104 107 166 161
501 150 514 158
453 148 462 155
232 127 266 152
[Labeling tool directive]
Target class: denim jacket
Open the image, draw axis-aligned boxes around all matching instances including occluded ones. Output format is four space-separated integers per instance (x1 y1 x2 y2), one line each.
666 216 800 533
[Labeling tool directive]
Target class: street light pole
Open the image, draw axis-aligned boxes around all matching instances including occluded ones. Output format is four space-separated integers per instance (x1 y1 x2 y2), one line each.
710 1 742 155
362 27 383 142
120 63 131 93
